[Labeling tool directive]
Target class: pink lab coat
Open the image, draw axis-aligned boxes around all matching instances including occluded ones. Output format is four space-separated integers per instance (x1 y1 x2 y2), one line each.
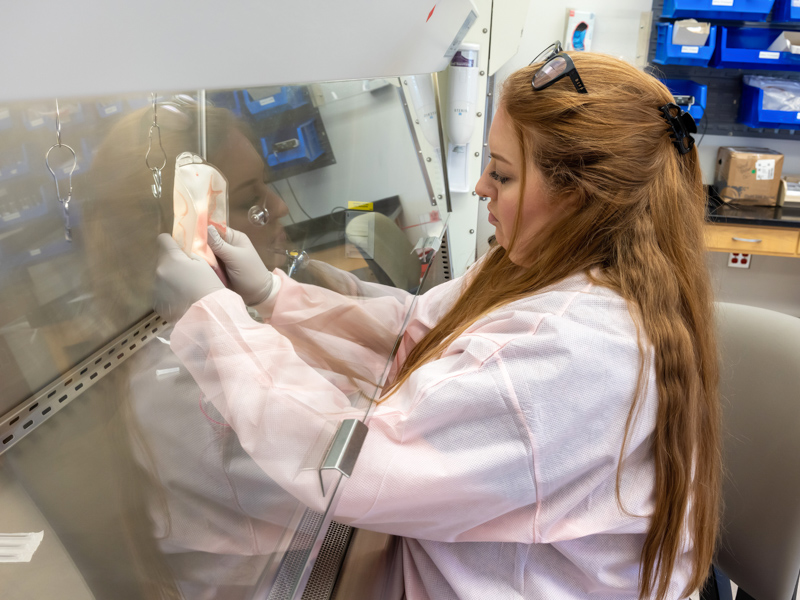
170 263 693 599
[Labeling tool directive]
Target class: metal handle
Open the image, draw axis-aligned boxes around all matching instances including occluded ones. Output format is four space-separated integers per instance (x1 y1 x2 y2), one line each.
732 237 762 243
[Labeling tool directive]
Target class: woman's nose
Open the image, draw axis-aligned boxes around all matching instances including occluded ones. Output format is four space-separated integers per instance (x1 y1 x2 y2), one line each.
474 169 492 199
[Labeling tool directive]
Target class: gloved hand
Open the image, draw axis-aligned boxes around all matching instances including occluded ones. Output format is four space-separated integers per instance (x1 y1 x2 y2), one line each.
207 225 276 306
153 233 225 323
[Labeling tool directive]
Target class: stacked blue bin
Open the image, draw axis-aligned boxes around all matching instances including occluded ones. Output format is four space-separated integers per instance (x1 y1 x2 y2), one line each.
739 79 800 129
713 27 800 71
655 23 717 66
773 0 800 22
243 87 308 118
261 119 323 169
661 79 708 122
661 0 775 21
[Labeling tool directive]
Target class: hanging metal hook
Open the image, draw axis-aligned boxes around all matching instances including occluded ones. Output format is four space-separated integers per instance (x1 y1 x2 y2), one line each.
145 93 168 198
45 99 77 242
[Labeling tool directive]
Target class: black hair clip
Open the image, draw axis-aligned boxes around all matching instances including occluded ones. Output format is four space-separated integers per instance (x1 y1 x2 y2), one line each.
659 103 697 155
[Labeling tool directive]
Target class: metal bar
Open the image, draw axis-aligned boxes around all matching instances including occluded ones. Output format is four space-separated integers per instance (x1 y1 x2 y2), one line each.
198 89 208 160
0 312 166 456
479 73 495 183
397 82 439 208
432 72 452 213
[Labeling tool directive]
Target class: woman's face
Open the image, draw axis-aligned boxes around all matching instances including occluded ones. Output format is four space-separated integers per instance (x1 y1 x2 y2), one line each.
212 129 290 270
474 106 566 264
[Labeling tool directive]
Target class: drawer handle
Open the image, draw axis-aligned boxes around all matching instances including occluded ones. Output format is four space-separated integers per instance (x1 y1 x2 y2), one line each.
731 237 762 243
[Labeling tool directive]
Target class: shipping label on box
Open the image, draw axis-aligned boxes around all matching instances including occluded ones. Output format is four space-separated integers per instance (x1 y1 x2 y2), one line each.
714 147 784 206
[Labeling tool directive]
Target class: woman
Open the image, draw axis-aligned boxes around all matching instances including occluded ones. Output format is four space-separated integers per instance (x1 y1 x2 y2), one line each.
155 49 720 600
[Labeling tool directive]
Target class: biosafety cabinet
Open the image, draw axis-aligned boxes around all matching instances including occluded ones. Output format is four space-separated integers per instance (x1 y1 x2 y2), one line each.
0 1 526 598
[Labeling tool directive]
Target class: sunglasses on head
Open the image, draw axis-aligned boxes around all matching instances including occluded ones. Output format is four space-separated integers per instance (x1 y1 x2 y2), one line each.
530 41 588 94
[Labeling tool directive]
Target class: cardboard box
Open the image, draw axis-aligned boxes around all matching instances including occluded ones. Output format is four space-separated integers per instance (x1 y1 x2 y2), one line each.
714 147 784 206
672 19 711 46
777 175 800 208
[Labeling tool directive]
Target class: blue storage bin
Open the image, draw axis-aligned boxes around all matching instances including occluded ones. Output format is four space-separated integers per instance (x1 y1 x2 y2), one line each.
661 79 708 122
243 86 308 117
261 119 323 168
739 80 800 129
662 0 775 21
655 23 717 66
713 27 800 71
773 0 800 21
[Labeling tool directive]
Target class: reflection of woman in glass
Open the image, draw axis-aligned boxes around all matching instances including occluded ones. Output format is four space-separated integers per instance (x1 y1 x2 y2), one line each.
82 103 299 599
157 53 720 600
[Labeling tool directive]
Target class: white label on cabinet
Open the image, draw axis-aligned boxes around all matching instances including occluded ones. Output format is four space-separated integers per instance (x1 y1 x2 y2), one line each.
793 0 800 7
29 248 42 257
712 0 734 5
796 112 800 120
756 159 775 181
3 212 21 222
259 97 276 106
759 51 780 60
681 46 700 54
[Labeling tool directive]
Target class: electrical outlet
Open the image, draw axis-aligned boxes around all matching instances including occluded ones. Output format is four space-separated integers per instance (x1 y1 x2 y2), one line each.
728 253 751 268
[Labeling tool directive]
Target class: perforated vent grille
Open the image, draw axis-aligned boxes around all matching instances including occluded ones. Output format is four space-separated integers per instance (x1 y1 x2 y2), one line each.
266 509 325 600
300 521 353 600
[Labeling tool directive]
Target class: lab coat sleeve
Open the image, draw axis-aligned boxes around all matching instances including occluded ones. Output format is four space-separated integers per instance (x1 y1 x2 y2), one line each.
170 286 536 543
250 269 462 388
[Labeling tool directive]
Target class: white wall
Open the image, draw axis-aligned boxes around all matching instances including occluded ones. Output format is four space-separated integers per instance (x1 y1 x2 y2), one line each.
278 82 442 249
475 0 800 317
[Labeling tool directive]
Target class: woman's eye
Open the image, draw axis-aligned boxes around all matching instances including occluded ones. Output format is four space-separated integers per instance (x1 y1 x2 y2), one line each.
490 170 510 184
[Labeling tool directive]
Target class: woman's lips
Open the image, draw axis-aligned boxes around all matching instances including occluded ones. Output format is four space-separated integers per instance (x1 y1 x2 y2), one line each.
488 212 498 225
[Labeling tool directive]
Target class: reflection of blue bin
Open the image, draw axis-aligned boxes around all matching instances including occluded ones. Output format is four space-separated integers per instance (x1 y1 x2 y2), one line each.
207 91 243 117
0 107 12 132
661 79 708 122
0 146 28 181
261 119 323 168
739 80 800 129
713 27 800 71
655 23 716 66
0 186 49 231
662 0 775 21
243 86 308 117
23 102 86 131
774 0 800 21
97 100 124 118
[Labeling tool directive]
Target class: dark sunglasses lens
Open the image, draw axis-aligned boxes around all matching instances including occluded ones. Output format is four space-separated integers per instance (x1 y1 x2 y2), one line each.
533 56 568 89
531 43 560 66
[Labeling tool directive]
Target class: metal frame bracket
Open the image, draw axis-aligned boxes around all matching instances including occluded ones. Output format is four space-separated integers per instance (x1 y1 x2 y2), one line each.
318 418 368 497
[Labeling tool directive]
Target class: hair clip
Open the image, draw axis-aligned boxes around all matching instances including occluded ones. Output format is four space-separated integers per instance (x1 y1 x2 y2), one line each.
659 103 697 155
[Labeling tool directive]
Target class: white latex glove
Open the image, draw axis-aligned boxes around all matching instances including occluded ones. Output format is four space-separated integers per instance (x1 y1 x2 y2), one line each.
154 233 225 323
207 226 277 306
